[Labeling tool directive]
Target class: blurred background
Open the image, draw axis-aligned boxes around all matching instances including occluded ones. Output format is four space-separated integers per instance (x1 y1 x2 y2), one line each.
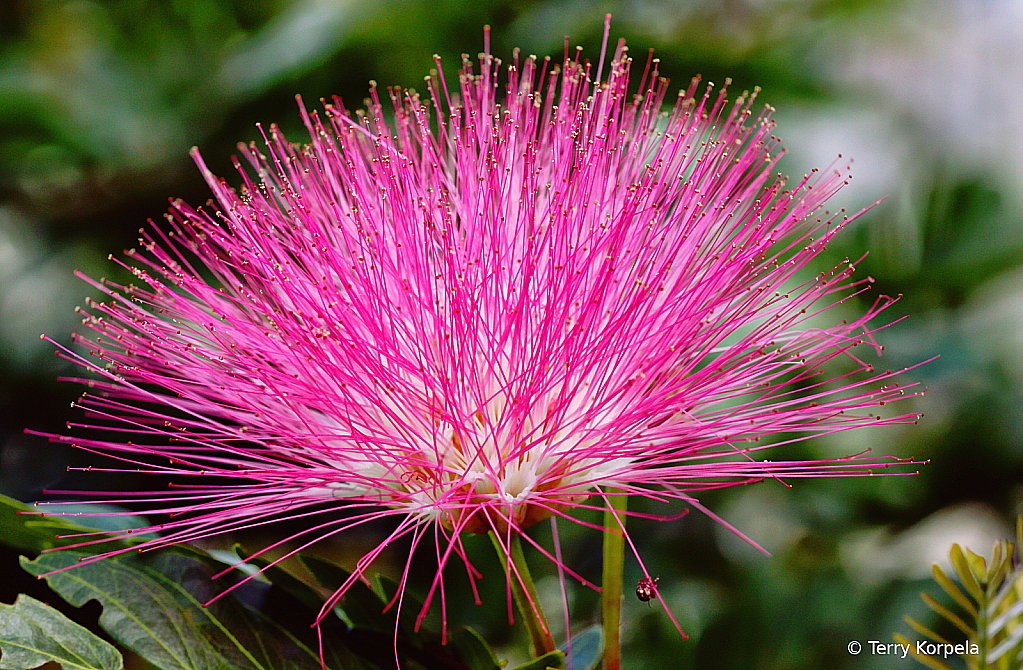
1 0 1021 668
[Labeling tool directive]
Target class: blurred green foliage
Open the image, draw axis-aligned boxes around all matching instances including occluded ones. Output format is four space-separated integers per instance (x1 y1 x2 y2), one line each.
3 0 1022 669
896 519 1023 669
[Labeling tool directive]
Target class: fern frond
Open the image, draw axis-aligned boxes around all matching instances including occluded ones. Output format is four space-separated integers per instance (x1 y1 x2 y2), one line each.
897 516 1023 670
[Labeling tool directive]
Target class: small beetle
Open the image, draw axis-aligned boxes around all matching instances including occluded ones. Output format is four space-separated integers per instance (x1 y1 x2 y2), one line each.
636 576 659 603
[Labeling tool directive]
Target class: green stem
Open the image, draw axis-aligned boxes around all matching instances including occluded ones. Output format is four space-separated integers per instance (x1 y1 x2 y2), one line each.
489 530 556 657
602 490 627 670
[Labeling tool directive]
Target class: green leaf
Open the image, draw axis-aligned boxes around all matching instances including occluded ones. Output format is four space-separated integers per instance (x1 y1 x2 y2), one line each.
0 494 132 556
38 504 158 541
374 573 430 640
902 615 953 645
893 633 957 670
0 594 123 670
949 545 985 602
561 626 601 670
296 554 496 670
212 552 365 670
298 555 391 634
20 551 326 670
963 547 988 583
922 593 975 638
228 547 325 615
932 564 979 619
445 627 501 670
21 551 243 670
985 549 1013 601
507 651 565 670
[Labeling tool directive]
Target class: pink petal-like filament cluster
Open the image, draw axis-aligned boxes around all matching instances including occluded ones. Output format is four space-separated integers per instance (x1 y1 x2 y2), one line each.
30 23 924 647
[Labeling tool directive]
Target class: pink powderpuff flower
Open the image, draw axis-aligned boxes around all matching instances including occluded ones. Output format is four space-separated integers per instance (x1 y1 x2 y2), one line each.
33 19 923 653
